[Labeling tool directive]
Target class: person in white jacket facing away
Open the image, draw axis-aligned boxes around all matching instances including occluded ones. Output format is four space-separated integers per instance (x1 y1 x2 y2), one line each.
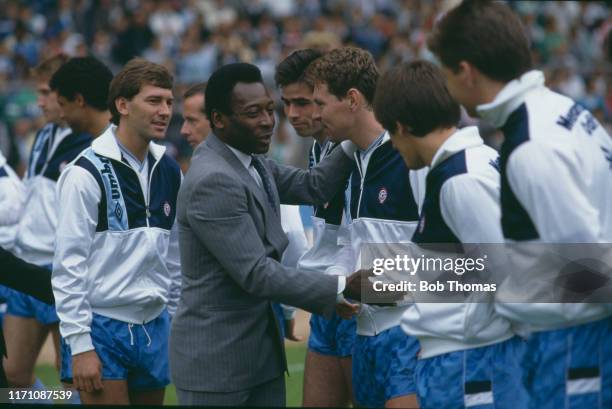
428 1 612 408
374 60 528 409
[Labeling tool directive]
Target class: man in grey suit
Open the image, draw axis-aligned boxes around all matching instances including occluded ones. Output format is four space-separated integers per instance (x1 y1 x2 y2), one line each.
170 63 360 406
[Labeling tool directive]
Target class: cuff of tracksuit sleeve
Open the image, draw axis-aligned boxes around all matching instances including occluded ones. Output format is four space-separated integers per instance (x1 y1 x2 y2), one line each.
340 140 357 158
336 276 346 303
67 333 95 356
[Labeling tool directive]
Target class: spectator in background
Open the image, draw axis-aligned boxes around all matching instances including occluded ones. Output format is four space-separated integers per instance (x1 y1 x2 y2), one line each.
111 9 154 65
180 82 210 149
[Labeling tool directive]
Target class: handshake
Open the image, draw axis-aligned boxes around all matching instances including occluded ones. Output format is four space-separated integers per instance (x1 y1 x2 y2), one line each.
335 268 407 319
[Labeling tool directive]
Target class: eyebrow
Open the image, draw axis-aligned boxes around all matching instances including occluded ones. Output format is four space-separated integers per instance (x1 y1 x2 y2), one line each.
243 100 274 109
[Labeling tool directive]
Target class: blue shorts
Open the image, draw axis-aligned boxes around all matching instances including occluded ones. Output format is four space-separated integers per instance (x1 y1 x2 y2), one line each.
307 312 356 357
61 310 171 391
0 284 11 302
352 325 419 407
7 291 59 325
522 316 612 409
416 336 528 409
0 285 10 327
6 263 58 325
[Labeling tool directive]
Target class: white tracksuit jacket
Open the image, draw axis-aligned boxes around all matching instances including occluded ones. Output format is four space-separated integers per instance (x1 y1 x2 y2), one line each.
477 70 612 334
52 126 182 355
400 126 514 358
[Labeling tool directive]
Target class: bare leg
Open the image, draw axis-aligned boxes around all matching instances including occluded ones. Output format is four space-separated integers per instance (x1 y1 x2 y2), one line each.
79 380 130 405
386 394 419 408
129 388 165 405
303 350 351 407
50 323 61 372
339 356 356 406
3 315 49 387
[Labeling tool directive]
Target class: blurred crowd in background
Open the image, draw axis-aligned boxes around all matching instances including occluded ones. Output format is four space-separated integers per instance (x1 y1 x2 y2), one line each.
0 0 610 175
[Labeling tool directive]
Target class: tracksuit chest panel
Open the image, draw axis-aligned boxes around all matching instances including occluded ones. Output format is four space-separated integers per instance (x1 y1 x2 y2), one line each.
411 151 465 245
30 128 93 182
77 152 180 232
499 104 539 241
349 143 419 222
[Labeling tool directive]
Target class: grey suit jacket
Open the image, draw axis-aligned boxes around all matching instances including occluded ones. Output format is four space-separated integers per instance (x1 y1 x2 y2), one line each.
169 133 353 392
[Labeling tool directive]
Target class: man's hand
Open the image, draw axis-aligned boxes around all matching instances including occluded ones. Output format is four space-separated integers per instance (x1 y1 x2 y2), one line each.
335 299 360 319
72 350 103 393
284 318 303 342
344 268 407 306
343 268 374 301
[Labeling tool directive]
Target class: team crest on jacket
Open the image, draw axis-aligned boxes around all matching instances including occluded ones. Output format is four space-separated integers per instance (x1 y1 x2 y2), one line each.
378 187 388 204
163 201 171 217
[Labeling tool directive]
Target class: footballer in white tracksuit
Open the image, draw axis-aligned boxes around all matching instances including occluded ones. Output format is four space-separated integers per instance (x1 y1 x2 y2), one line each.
327 131 427 407
401 126 528 409
478 70 612 408
52 125 182 389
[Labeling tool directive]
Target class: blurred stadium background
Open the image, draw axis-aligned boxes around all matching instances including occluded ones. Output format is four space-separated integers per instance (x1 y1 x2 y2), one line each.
1 0 608 404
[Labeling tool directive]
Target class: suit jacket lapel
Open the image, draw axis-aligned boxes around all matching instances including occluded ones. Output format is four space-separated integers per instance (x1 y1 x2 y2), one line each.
252 154 280 214
205 133 273 220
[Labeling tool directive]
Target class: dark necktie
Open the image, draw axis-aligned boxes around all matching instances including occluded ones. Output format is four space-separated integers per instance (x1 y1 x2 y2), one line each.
251 156 278 214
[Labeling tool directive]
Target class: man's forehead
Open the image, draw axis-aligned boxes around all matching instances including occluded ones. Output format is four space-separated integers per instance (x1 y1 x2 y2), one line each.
37 81 52 91
184 93 204 107
313 82 331 97
281 82 313 99
138 84 173 98
232 82 272 107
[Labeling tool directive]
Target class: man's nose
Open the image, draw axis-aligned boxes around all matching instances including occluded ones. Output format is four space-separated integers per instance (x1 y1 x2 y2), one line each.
180 121 189 136
261 110 274 127
159 101 171 117
287 104 299 120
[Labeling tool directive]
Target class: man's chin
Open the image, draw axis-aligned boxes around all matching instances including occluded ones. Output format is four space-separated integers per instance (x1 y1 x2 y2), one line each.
254 142 270 154
149 131 167 141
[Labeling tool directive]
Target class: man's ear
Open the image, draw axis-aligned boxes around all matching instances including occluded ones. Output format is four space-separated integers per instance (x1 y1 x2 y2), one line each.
211 111 225 129
75 93 86 108
396 122 411 138
115 97 129 116
396 122 406 137
457 61 477 88
346 88 361 112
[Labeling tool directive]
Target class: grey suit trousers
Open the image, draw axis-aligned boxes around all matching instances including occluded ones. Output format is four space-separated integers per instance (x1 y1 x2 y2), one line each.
176 375 285 407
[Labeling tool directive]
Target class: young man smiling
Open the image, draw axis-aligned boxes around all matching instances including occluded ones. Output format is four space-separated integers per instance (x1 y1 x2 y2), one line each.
52 58 182 405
